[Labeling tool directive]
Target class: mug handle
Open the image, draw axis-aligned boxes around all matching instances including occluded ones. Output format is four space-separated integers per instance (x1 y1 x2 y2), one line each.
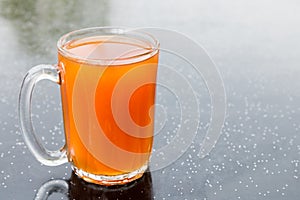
19 64 68 166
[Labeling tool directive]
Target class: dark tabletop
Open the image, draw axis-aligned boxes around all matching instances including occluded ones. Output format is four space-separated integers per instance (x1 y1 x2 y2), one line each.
1 0 300 199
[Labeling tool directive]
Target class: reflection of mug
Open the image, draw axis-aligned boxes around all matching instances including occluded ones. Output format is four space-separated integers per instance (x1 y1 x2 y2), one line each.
34 171 153 200
19 27 159 185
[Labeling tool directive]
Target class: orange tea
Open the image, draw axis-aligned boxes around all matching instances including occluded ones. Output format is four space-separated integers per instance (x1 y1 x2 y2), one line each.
58 35 159 182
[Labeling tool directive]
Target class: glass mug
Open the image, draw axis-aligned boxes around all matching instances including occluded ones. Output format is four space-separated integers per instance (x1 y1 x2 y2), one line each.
19 27 159 185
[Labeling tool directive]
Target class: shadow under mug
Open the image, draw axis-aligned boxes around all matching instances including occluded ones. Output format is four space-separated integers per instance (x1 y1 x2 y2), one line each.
19 27 159 185
34 170 153 200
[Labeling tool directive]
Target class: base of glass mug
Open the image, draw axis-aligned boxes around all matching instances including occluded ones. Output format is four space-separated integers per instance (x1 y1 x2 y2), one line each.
71 163 148 186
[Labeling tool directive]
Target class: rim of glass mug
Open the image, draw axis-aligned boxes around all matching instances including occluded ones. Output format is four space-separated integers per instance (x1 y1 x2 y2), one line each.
57 27 160 65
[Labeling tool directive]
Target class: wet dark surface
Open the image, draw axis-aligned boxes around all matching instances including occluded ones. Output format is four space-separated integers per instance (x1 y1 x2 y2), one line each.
1 0 300 199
